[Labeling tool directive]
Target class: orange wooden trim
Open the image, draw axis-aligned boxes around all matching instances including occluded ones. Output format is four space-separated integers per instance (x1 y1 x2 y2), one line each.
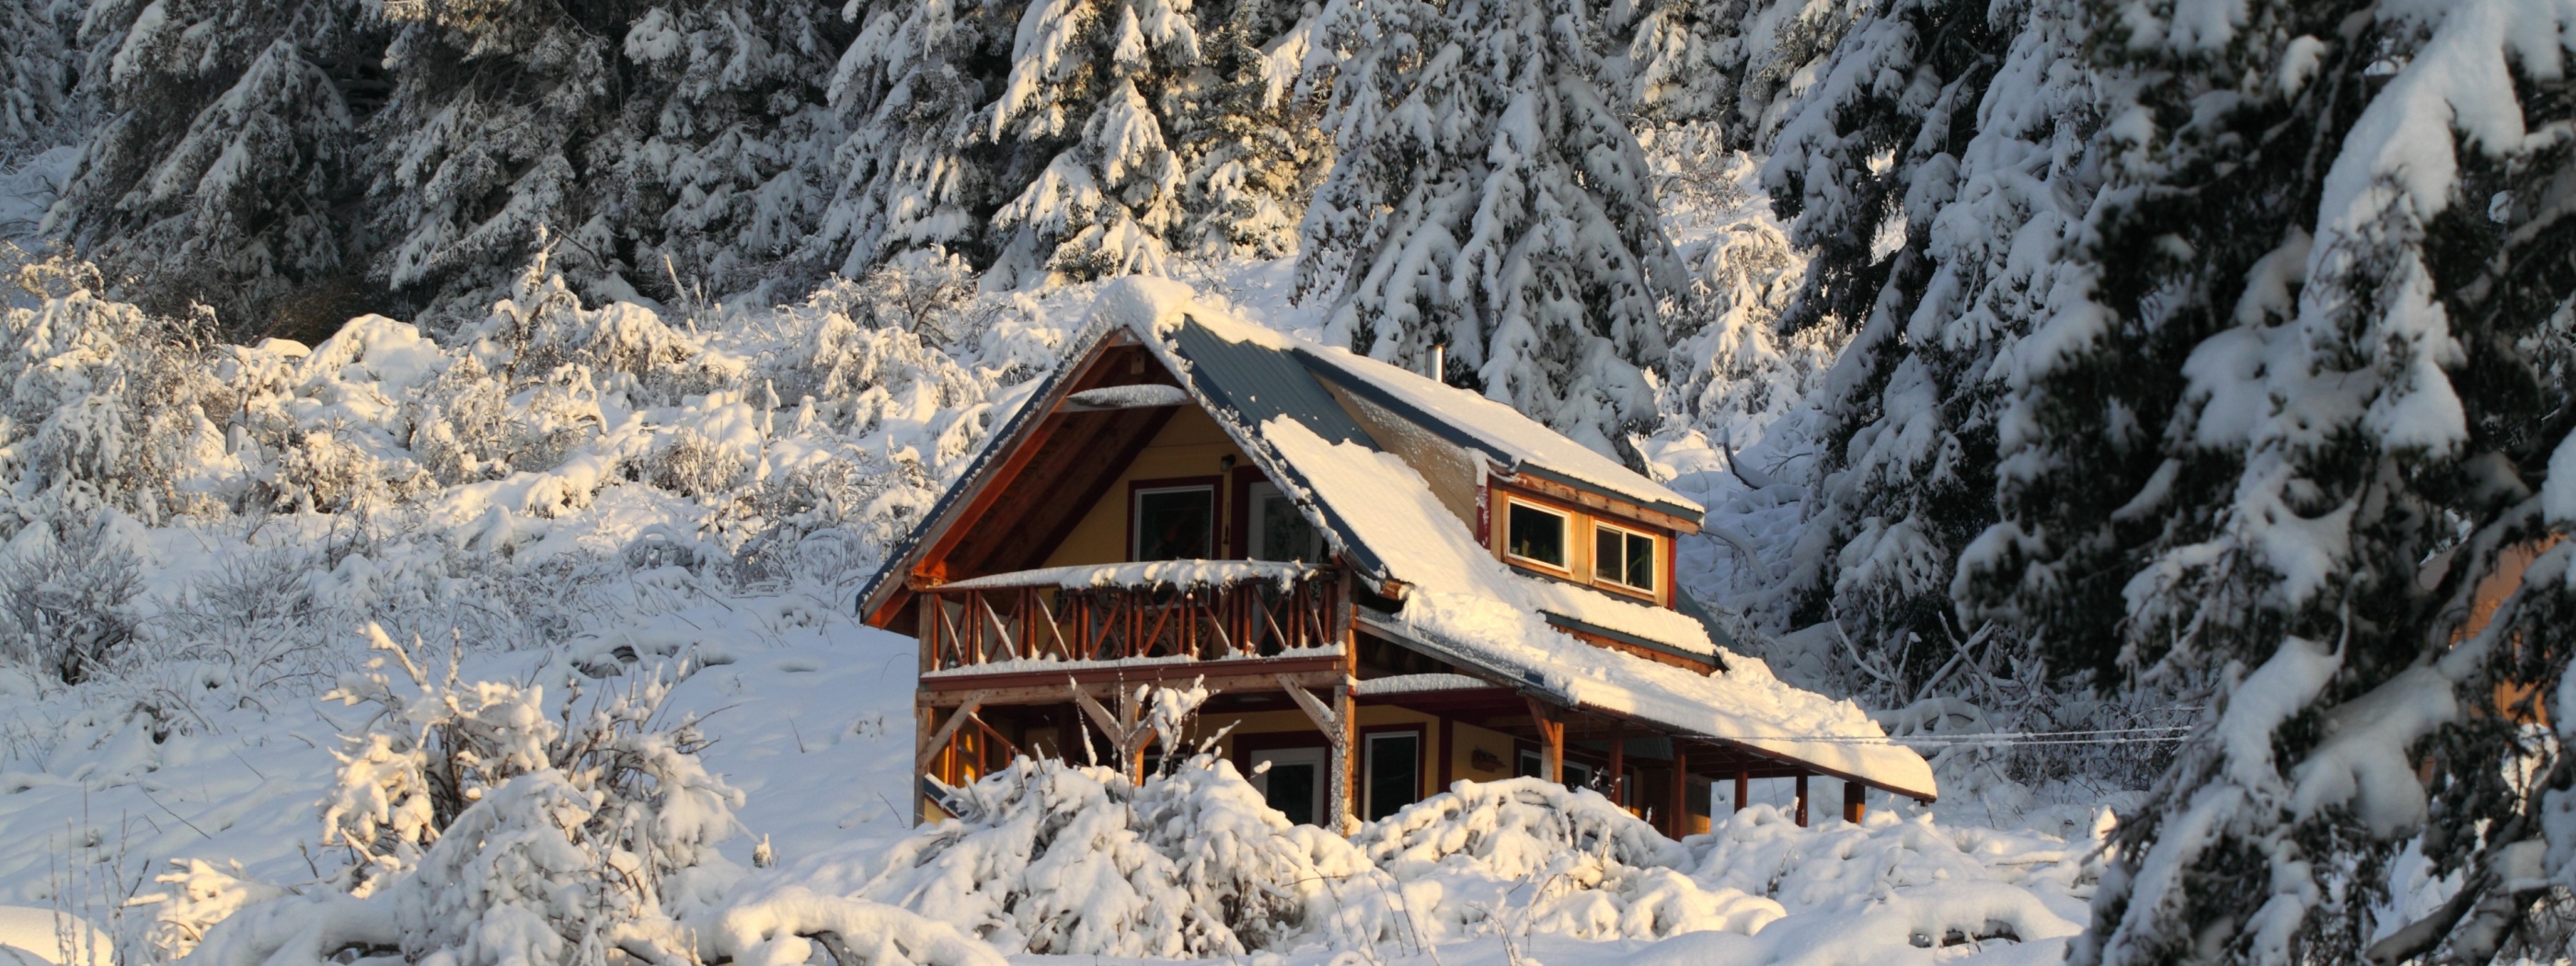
1493 474 1700 535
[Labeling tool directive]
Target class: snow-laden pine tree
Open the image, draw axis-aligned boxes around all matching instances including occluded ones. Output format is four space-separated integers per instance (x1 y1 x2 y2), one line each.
1756 0 2081 687
819 0 1021 274
1167 0 1326 259
1625 0 1860 151
0 0 75 158
366 0 622 321
1296 0 1684 458
605 3 847 306
44 0 383 332
2055 0 2576 960
982 0 1203 287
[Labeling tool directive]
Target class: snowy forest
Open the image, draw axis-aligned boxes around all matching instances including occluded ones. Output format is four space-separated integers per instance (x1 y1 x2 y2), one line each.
0 0 2568 962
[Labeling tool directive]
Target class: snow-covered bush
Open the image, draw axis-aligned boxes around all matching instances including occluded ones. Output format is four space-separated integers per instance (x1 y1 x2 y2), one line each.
0 253 234 525
840 753 1389 957
0 507 144 684
1359 777 1779 943
177 625 753 966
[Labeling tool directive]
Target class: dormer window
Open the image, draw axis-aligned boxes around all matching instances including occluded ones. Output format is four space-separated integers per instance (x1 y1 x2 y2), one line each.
1505 500 1570 570
1594 523 1657 594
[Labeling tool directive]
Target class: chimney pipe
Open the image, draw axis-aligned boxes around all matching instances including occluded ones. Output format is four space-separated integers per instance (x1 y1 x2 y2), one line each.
1430 344 1446 385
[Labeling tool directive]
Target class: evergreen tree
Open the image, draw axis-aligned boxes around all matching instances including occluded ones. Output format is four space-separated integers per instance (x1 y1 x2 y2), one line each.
606 2 847 305
1626 0 1860 151
45 0 384 334
1756 0 2054 687
2054 0 2576 959
1167 0 1326 259
0 0 75 158
818 0 1020 275
981 0 1203 288
1296 0 1685 459
366 0 623 320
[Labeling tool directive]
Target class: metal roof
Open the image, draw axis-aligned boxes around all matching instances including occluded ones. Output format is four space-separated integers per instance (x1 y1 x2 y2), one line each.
1162 318 1397 588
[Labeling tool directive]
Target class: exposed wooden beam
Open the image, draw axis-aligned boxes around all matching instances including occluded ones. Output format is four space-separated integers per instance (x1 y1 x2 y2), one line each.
1525 696 1566 784
916 692 991 773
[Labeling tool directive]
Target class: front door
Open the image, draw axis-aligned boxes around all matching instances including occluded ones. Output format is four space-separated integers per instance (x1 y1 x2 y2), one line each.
1248 746 1328 826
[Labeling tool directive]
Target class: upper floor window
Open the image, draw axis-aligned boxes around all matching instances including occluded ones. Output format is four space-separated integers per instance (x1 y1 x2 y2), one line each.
1505 500 1569 569
1134 486 1213 559
1594 523 1657 594
1248 481 1326 562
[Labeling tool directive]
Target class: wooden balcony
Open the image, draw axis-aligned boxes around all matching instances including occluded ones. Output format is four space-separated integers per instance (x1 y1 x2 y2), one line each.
914 561 1350 698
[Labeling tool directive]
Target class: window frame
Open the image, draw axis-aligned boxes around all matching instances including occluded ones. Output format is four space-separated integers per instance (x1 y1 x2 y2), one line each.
1591 519 1660 599
1128 477 1221 561
1501 496 1575 575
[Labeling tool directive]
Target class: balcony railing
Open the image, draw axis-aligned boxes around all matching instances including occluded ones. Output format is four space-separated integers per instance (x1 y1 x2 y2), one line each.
918 561 1344 673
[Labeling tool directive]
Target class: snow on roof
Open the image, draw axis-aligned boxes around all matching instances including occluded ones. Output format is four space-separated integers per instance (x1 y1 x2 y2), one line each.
1260 417 1934 799
1103 277 1697 520
1289 343 1702 520
936 560 1321 592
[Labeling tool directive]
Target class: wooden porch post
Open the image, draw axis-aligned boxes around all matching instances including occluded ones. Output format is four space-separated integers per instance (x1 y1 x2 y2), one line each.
1605 720 1626 806
1668 746 1688 839
1281 675 1357 834
1795 773 1810 827
1524 697 1566 784
1333 682 1358 832
1735 768 1750 811
1844 780 1867 824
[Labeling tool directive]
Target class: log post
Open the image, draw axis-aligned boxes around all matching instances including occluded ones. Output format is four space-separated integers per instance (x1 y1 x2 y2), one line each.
1844 779 1867 824
1281 675 1357 834
1524 697 1565 785
1735 768 1750 811
1795 773 1810 827
1334 682 1358 831
1668 747 1688 839
1605 720 1626 807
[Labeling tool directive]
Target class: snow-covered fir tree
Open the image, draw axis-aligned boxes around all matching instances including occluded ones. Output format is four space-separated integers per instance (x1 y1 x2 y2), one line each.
1297 0 1685 459
365 0 623 320
44 0 383 333
1625 0 1860 152
981 0 1202 287
1756 0 2053 685
818 0 1021 275
0 0 75 158
2054 0 2576 960
604 3 848 306
1167 0 1326 259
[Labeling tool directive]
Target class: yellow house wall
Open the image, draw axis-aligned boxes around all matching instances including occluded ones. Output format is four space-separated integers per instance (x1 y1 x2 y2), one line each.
1040 407 1252 568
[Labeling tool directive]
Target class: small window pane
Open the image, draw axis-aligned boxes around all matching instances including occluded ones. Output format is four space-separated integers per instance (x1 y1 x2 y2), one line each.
1595 526 1624 584
1508 503 1565 566
1625 532 1656 592
1135 488 1213 560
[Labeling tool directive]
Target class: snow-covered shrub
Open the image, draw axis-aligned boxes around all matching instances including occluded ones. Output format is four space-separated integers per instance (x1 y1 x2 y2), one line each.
1358 777 1778 942
179 624 752 966
134 859 291 961
0 253 234 525
0 507 144 684
840 753 1389 957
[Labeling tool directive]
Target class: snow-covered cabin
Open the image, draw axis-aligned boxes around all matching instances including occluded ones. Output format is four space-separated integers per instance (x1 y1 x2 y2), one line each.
858 279 1936 834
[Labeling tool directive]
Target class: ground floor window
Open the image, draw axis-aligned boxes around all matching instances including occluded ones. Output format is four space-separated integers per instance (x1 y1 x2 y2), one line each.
1365 730 1423 820
1249 746 1327 826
